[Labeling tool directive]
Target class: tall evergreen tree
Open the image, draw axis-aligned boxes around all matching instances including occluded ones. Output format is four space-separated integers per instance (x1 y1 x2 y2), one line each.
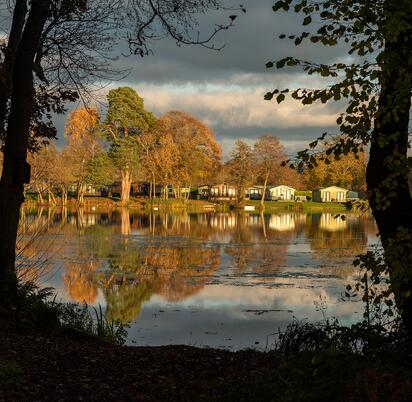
105 87 156 204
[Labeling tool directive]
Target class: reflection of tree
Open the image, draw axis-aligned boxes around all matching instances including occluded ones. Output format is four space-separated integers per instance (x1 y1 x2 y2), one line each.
16 207 65 284
104 281 153 323
81 228 221 322
147 245 221 302
63 261 99 304
119 208 131 236
20 207 377 325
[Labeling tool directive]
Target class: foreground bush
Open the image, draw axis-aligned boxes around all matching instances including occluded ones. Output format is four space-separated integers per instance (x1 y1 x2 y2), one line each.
0 282 127 345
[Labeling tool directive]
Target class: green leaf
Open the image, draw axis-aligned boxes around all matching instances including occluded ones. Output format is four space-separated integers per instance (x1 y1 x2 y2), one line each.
276 59 286 69
303 16 312 25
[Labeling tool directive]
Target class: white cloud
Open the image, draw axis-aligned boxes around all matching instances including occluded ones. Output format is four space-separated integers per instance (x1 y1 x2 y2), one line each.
134 81 340 130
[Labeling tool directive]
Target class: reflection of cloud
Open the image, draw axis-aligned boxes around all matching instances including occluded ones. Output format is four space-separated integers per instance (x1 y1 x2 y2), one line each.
141 283 362 345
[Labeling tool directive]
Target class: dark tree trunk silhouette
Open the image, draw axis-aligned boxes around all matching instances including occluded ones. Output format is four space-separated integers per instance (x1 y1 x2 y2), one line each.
366 2 412 333
0 0 28 138
0 0 50 304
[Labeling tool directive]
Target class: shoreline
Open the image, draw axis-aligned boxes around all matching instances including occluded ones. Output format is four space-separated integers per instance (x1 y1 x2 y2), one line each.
22 196 353 213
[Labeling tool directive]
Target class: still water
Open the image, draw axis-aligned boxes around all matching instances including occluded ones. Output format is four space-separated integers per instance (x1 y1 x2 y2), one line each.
17 208 378 350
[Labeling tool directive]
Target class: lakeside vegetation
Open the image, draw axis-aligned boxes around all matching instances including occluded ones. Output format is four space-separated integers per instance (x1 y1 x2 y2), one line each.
244 199 348 212
22 193 352 213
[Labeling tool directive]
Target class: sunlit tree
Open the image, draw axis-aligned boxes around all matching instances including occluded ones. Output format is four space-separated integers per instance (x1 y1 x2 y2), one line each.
105 87 156 204
225 140 254 206
64 107 102 204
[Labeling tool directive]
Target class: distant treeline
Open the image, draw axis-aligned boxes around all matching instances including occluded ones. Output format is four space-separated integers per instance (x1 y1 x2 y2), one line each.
0 87 367 205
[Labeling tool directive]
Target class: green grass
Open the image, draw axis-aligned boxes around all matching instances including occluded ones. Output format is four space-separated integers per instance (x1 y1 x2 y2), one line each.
144 198 215 211
244 200 348 211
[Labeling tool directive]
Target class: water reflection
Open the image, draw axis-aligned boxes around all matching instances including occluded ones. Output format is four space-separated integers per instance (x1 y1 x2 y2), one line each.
18 207 378 349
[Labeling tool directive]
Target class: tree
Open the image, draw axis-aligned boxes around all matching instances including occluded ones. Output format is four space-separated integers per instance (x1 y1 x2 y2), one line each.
159 111 222 195
266 0 412 332
105 87 156 204
150 130 179 200
253 135 286 208
225 140 254 206
27 144 60 204
0 0 240 306
305 138 367 191
64 107 102 204
84 152 115 190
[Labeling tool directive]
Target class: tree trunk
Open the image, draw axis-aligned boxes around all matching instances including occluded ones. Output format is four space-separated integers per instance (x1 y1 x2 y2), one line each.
366 1 412 334
0 0 50 305
260 172 269 210
121 169 132 204
61 185 68 206
76 207 84 230
236 185 245 206
37 187 44 204
62 205 67 225
48 188 57 206
0 0 28 138
77 183 85 205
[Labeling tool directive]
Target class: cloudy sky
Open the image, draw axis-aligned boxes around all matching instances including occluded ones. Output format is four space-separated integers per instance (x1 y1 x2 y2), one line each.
56 0 348 158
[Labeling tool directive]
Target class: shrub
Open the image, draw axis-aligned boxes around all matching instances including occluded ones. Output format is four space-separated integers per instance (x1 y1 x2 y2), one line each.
2 282 128 345
0 359 23 388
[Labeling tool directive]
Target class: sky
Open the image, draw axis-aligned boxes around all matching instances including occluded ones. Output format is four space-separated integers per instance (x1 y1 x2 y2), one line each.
53 0 350 158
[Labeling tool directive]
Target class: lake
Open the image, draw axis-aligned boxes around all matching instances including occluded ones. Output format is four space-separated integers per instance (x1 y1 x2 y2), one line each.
17 207 378 350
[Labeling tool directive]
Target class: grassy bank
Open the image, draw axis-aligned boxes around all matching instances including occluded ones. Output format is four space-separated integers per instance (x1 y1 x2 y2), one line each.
23 196 356 214
245 200 348 212
23 195 145 210
143 198 216 211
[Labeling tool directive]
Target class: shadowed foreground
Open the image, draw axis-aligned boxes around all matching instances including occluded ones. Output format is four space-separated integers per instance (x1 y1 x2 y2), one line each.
0 333 277 401
1 332 412 401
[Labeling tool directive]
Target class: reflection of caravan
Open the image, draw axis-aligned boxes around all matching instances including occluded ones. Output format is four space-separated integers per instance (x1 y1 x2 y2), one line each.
209 213 236 230
246 214 261 226
312 186 348 202
319 213 347 231
68 213 97 227
269 214 295 231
